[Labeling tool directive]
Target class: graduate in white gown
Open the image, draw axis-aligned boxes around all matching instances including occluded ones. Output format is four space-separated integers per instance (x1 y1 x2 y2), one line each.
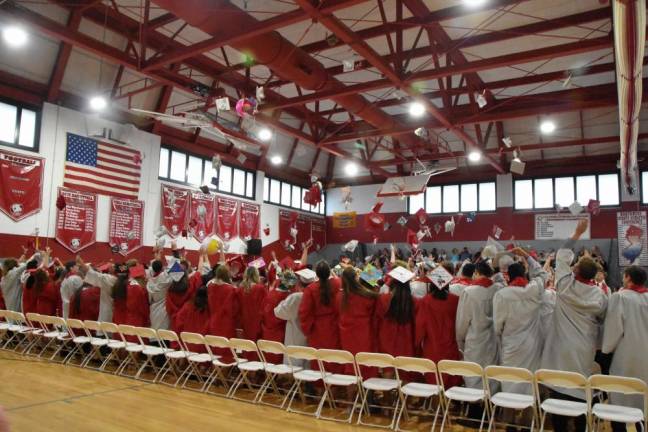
60 261 83 319
449 262 475 297
602 265 648 432
77 257 115 324
146 259 172 331
1 252 36 312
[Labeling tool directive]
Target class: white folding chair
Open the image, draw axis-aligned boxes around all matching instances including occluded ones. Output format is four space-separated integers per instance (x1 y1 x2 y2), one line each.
115 324 144 377
355 352 400 429
2 312 38 352
255 339 302 407
485 366 538 432
203 335 236 396
131 327 170 382
285 346 329 416
0 310 12 348
155 329 189 386
589 374 647 432
178 332 213 390
63 319 92 366
315 348 362 424
394 356 445 432
97 322 129 372
23 312 46 355
81 320 112 369
39 316 70 362
535 369 591 432
227 338 266 402
438 360 491 432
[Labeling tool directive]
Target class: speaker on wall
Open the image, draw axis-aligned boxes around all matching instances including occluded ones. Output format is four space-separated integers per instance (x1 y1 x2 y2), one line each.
247 239 262 256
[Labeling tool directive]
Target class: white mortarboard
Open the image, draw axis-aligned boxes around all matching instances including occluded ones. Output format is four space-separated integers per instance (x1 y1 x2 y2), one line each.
445 217 456 235
568 201 583 215
296 268 317 284
167 261 185 282
510 158 526 175
343 239 358 252
397 216 408 227
429 265 454 289
156 237 166 249
388 266 415 284
215 97 230 112
248 257 266 269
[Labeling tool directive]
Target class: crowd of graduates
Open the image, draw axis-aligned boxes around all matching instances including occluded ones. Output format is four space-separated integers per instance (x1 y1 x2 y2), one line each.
0 219 646 431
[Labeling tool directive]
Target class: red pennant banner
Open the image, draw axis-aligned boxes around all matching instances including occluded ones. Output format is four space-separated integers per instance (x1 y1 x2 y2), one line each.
55 188 97 252
217 196 239 241
109 198 144 256
0 149 44 221
161 185 190 238
311 217 326 251
239 202 260 240
189 191 216 242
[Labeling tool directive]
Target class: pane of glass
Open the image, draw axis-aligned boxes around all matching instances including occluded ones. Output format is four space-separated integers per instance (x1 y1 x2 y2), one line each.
0 102 17 144
232 169 245 196
514 180 533 210
270 179 281 203
263 177 269 201
554 177 574 208
426 186 442 214
203 160 216 189
576 175 597 204
169 151 186 182
479 182 496 211
281 182 292 206
644 172 648 204
246 172 254 198
534 178 554 208
409 193 424 215
319 200 325 214
443 185 459 213
219 165 232 193
460 184 478 212
301 189 309 210
187 156 203 186
292 185 301 208
18 109 36 148
158 148 169 178
598 173 619 205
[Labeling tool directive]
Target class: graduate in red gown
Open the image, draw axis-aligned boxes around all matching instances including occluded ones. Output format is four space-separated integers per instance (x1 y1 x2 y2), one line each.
21 258 42 314
416 262 462 386
165 261 201 330
69 285 101 321
206 258 239 362
35 275 62 316
375 277 417 359
238 266 267 342
111 265 150 341
175 285 210 353
262 269 297 363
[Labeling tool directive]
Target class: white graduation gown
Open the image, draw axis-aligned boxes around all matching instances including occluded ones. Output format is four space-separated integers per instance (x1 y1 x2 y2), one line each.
541 248 608 399
409 280 428 299
0 263 26 312
60 275 83 319
456 278 504 388
146 271 172 330
540 289 556 340
84 269 115 323
493 258 548 393
602 289 648 410
274 292 307 367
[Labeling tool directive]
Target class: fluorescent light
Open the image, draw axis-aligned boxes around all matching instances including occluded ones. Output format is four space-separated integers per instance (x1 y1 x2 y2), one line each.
270 155 282 165
345 162 359 176
540 120 556 134
468 151 482 162
2 26 28 48
258 127 273 141
408 101 425 117
89 96 107 111
464 0 487 6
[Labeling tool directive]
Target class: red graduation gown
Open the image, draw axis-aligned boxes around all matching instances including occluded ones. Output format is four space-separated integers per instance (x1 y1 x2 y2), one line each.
206 281 239 338
238 282 267 341
262 288 291 363
415 293 462 386
69 287 100 321
113 282 150 342
336 291 377 377
22 285 38 315
36 281 61 316
174 302 210 353
375 293 416 358
0 287 5 310
299 279 341 371
166 271 200 330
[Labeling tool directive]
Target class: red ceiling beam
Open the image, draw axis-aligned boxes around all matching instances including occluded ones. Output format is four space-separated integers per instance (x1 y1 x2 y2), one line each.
46 9 82 102
147 13 176 30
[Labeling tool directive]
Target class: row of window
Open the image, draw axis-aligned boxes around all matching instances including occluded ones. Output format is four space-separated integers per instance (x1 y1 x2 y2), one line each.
158 147 255 200
0 100 39 150
263 176 325 215
408 182 496 215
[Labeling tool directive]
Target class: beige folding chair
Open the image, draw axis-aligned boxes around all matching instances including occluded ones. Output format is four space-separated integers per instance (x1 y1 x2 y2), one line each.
96 322 129 372
63 319 92 366
315 348 362 424
485 366 538 432
0 310 12 348
256 340 302 407
132 327 170 382
394 356 445 432
39 316 70 362
284 346 329 416
23 312 46 355
178 332 213 390
438 360 490 432
155 329 189 386
535 369 591 432
227 338 266 402
355 352 400 429
81 320 112 369
203 335 236 396
589 374 647 432
2 312 37 352
115 324 144 377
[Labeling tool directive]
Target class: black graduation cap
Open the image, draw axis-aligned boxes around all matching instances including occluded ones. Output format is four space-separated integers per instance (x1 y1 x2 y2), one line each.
200 185 210 194
211 176 218 186
110 245 119 253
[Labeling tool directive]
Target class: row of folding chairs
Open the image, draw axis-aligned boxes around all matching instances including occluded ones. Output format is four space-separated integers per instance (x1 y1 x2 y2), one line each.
1 309 646 432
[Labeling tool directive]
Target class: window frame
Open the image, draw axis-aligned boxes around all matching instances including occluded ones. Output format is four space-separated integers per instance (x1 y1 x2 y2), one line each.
263 175 326 216
0 97 41 152
408 180 497 215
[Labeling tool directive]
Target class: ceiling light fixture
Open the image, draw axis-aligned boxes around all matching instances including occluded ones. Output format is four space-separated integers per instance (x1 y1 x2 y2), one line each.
540 120 556 134
408 101 426 117
258 128 273 141
2 26 28 48
468 151 482 162
270 155 282 165
345 162 359 176
89 95 107 111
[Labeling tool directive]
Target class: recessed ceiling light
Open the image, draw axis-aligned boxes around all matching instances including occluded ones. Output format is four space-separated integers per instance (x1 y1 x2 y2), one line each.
345 162 358 176
89 96 107 111
270 155 282 165
408 101 426 117
2 26 28 48
464 0 487 7
258 128 273 141
468 151 482 162
540 120 556 134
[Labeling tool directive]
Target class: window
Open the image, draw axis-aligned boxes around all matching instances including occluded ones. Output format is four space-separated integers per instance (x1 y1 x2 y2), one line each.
642 171 648 204
158 146 255 199
409 181 497 214
0 100 39 151
514 173 620 209
263 176 326 215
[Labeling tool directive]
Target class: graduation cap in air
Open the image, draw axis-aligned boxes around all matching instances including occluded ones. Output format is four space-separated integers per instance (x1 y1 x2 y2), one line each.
211 177 218 187
397 216 408 227
129 264 146 279
415 208 427 226
569 201 583 216
407 229 419 249
343 239 359 253
248 257 266 269
445 217 456 236
110 245 119 253
366 202 385 232
167 261 185 282
199 185 211 194
56 194 66 211
587 199 601 216
434 223 442 235
388 266 415 284
154 225 167 239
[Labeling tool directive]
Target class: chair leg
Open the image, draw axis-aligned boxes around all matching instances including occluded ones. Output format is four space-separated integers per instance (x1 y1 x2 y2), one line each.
431 397 442 432
487 405 497 432
441 399 453 431
479 401 489 432
395 393 407 431
539 411 546 432
356 387 370 425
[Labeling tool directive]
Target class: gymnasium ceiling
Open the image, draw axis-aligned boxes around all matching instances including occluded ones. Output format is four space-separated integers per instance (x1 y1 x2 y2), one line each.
0 0 647 186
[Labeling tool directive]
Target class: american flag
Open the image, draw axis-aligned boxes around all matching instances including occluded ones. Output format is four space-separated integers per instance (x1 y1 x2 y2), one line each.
64 133 141 199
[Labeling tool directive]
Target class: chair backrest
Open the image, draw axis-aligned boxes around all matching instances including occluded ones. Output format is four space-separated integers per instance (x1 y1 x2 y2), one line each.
228 337 259 353
50 316 67 329
356 352 395 368
485 366 534 384
589 374 648 396
438 360 484 378
203 335 229 350
0 310 8 321
25 312 42 328
83 320 103 332
535 369 588 390
257 339 285 354
316 348 355 365
180 332 206 346
157 329 180 344
100 322 119 335
394 356 437 374
285 345 318 362
13 312 26 324
66 318 85 329
136 327 158 342
117 324 137 338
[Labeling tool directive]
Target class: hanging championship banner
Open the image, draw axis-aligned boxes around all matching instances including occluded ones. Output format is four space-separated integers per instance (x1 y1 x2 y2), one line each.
311 217 326 251
332 211 357 229
296 214 311 249
0 149 44 221
109 198 144 256
216 196 239 241
161 185 190 238
239 202 260 240
189 191 216 242
55 188 97 252
617 211 648 266
279 210 297 251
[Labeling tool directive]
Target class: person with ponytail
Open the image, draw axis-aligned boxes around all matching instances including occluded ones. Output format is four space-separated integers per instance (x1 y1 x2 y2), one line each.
206 249 239 360
69 283 100 321
166 249 208 330
174 285 210 353
375 270 417 359
110 264 149 341
238 266 267 343
78 257 116 325
262 269 297 363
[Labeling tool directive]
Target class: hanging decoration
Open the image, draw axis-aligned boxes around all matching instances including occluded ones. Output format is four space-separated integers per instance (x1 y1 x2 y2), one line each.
235 97 258 117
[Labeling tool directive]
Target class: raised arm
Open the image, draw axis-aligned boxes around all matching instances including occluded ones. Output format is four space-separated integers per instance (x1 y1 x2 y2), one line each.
556 219 588 281
299 240 312 267
390 244 396 264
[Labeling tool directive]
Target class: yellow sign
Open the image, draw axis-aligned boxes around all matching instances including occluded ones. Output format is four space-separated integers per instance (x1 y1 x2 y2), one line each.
332 211 357 229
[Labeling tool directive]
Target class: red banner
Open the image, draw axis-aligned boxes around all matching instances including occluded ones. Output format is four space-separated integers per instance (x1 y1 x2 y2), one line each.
55 188 97 253
189 191 216 242
109 198 144 256
161 185 190 238
239 202 260 240
296 215 311 249
217 196 239 241
311 217 326 252
279 210 295 251
0 149 44 221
